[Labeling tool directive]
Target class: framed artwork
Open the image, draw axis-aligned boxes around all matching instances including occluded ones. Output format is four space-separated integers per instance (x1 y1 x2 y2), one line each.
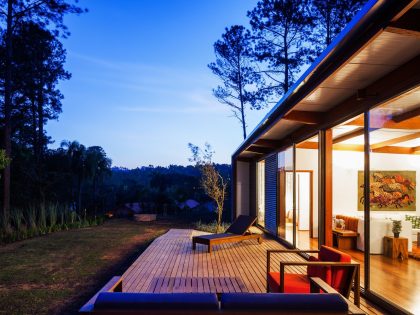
358 171 416 211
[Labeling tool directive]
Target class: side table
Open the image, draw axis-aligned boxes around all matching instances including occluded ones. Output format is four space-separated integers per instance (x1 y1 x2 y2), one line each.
383 236 408 260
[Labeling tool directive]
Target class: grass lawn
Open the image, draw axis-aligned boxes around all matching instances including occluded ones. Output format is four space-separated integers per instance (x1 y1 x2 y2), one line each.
0 218 188 314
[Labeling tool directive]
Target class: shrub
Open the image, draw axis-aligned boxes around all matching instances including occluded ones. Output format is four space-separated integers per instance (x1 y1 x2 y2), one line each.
194 220 230 233
0 204 107 244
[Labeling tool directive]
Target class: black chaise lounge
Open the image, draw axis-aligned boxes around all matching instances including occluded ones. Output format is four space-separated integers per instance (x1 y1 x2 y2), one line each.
192 215 263 253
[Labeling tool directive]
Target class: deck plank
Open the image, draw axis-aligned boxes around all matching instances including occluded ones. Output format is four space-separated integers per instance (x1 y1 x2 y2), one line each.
122 228 383 315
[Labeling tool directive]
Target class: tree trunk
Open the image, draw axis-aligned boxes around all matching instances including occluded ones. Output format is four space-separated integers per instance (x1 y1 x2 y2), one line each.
93 176 97 217
37 88 45 202
217 203 223 233
2 0 13 217
237 63 247 140
78 177 82 213
239 95 246 140
31 97 38 156
37 87 44 162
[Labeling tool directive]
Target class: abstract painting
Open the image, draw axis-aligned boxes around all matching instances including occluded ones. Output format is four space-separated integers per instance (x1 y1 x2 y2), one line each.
358 171 416 211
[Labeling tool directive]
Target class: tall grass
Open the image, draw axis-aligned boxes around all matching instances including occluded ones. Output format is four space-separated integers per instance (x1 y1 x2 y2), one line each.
0 204 105 244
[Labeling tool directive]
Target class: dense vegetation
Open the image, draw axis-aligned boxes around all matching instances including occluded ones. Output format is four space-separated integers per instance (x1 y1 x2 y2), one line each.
108 164 231 217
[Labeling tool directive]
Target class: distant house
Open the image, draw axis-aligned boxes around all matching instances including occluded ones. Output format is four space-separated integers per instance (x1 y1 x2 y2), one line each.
106 202 143 218
105 205 133 218
177 199 200 210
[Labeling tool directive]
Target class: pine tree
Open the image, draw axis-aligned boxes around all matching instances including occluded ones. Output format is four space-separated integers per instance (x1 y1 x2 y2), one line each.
208 25 265 140
248 0 315 100
310 0 367 55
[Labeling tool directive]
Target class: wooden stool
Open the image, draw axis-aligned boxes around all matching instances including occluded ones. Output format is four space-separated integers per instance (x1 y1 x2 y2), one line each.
383 236 408 260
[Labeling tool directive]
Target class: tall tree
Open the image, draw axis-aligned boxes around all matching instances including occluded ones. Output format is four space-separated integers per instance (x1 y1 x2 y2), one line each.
85 146 112 215
248 0 314 100
60 140 86 212
0 0 85 217
12 22 70 159
310 0 367 53
208 25 265 140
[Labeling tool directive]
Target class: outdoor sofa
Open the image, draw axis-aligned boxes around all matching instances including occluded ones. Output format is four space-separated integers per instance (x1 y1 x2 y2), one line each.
79 276 350 315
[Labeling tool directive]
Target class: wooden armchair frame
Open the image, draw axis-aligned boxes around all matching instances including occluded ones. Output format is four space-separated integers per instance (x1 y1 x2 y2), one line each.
266 249 360 307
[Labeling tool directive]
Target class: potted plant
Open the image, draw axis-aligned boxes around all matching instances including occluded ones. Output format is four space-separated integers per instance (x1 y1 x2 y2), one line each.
391 220 402 238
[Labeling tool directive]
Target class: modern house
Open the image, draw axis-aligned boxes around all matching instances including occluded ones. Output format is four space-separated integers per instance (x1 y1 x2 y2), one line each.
231 0 420 314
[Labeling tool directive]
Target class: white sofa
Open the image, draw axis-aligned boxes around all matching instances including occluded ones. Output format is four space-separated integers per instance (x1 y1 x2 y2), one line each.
357 218 412 254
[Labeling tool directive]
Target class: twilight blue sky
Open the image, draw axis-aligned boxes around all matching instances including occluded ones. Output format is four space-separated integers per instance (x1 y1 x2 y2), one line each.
47 0 273 168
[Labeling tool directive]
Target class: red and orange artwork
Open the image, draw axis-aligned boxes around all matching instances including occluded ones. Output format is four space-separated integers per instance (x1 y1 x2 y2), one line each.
358 171 416 211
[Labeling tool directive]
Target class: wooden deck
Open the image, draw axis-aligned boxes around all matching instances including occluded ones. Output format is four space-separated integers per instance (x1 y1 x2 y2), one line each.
121 229 387 315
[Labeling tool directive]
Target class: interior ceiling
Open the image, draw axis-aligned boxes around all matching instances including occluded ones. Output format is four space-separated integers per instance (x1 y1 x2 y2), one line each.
301 86 420 152
295 32 420 112
240 4 420 160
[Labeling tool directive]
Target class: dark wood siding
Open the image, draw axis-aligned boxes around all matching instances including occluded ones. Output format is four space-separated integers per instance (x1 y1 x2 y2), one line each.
264 154 278 235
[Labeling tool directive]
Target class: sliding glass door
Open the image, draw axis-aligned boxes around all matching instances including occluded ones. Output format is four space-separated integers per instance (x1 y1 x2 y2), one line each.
277 147 294 244
368 91 420 314
257 160 265 227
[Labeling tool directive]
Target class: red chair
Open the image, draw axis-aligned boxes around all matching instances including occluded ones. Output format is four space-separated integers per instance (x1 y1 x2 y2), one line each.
266 246 360 306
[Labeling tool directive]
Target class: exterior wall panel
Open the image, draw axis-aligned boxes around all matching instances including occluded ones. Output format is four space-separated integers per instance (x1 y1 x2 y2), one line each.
236 161 250 216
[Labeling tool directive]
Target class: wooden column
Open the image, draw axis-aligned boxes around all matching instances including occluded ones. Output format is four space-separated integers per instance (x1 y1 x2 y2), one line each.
325 129 333 247
319 129 333 247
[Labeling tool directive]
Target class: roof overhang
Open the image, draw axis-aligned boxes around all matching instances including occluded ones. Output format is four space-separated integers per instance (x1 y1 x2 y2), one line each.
233 0 420 161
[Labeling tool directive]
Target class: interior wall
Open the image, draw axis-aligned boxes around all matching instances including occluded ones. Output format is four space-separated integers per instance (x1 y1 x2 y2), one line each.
236 161 250 217
295 148 319 237
332 151 420 218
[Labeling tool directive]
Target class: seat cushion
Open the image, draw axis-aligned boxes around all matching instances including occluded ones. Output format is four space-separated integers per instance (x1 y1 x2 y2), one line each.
319 246 352 295
306 256 331 284
94 293 219 311
267 272 311 293
221 293 348 312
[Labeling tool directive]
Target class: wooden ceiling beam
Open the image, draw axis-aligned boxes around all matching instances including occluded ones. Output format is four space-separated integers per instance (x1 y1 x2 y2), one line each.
346 115 420 129
279 140 420 155
392 106 420 123
333 127 365 144
253 139 283 148
373 146 416 154
333 144 364 152
370 131 420 149
283 110 324 125
296 141 318 149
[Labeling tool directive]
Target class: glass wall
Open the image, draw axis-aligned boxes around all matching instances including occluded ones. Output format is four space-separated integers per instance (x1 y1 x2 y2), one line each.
278 147 294 244
257 160 265 227
368 92 420 314
295 135 319 250
329 114 366 286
